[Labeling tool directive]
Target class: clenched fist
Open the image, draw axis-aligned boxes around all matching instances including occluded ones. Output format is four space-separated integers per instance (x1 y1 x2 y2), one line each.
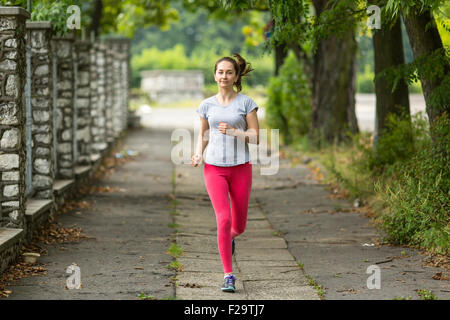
191 154 202 167
218 122 235 135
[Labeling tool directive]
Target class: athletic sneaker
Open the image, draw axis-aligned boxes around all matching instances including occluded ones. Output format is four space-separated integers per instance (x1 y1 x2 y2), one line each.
232 239 235 255
221 274 236 292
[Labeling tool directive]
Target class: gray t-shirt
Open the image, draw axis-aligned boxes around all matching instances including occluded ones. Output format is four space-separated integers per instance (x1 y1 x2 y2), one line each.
196 92 259 167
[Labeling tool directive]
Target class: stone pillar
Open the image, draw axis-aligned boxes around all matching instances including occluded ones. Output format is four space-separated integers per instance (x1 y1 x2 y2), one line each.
113 38 130 134
26 21 54 200
74 40 91 165
110 41 121 138
91 42 107 153
0 7 30 228
122 39 130 131
52 36 75 179
104 41 114 143
89 42 98 156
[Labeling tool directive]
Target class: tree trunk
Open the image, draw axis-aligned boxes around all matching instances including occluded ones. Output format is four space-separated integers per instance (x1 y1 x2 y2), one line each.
272 15 288 76
275 41 288 76
310 0 359 147
402 7 450 127
372 16 411 147
89 0 103 38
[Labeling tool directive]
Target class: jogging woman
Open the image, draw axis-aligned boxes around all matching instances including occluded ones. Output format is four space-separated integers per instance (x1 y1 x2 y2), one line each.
190 53 260 293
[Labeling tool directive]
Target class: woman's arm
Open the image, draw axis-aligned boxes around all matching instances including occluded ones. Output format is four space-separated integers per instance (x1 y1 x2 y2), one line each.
192 117 209 166
195 117 210 155
230 109 259 145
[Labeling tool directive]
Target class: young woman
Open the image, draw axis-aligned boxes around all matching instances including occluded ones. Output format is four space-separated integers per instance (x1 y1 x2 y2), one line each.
190 53 260 293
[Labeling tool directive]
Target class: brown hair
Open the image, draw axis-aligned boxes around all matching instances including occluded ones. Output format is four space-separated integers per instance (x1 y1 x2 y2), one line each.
214 53 254 92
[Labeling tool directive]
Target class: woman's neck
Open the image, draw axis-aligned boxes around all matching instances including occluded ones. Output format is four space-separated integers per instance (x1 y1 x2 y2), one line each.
216 87 237 101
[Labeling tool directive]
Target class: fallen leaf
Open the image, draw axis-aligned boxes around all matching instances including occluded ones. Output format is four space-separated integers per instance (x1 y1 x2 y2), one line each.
432 272 442 280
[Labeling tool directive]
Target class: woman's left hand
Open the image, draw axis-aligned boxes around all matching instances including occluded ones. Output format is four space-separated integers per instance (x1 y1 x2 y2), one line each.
218 122 235 135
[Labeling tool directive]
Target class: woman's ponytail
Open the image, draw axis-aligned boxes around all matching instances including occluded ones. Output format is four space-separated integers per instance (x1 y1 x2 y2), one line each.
232 53 254 92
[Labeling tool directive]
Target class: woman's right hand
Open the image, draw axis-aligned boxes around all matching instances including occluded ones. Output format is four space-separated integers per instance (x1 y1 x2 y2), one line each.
191 153 202 167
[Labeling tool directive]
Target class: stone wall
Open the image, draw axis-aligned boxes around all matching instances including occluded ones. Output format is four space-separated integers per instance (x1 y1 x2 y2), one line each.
52 36 74 179
0 7 30 229
74 40 91 165
118 39 130 134
88 41 98 160
104 42 114 143
124 41 130 131
141 70 204 103
0 7 132 276
27 21 54 200
91 42 107 153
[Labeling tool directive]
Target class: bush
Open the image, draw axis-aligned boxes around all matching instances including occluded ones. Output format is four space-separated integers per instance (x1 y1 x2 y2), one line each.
378 113 449 254
265 52 312 146
357 65 375 93
30 0 82 36
355 112 429 175
356 65 423 94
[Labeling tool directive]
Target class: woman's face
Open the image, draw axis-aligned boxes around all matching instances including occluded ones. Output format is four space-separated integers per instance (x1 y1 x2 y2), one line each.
214 61 238 89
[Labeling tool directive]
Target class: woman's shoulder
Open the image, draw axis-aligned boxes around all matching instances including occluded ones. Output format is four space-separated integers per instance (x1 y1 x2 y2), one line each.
201 95 217 104
238 92 256 103
197 95 216 109
238 93 258 107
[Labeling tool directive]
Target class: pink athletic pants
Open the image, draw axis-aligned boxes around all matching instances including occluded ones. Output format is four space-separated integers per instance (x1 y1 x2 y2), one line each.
203 161 252 274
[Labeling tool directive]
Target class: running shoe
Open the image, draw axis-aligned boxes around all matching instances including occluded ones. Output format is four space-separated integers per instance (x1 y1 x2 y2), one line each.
221 274 236 292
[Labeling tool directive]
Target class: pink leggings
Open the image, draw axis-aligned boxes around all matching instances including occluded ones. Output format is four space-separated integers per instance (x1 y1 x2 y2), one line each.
203 161 252 274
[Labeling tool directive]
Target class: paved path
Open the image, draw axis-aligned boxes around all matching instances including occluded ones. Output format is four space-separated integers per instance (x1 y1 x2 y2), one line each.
2 129 176 300
2 127 448 300
174 162 319 300
174 155 449 300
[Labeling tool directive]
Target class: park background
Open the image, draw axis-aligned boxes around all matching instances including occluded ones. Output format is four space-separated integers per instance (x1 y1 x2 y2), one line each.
5 0 449 262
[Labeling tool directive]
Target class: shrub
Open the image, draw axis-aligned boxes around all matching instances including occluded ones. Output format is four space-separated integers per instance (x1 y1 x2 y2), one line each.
265 52 312 146
357 65 375 93
355 112 429 175
377 113 449 254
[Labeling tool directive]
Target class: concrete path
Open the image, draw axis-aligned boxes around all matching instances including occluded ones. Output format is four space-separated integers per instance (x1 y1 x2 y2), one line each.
2 127 448 300
173 156 449 300
174 163 319 300
2 128 176 300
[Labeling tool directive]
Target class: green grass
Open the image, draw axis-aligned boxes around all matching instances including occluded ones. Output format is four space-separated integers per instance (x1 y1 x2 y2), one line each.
167 243 184 258
170 210 179 216
416 289 439 300
138 292 157 300
170 199 180 209
305 275 325 299
296 260 325 298
169 260 184 272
